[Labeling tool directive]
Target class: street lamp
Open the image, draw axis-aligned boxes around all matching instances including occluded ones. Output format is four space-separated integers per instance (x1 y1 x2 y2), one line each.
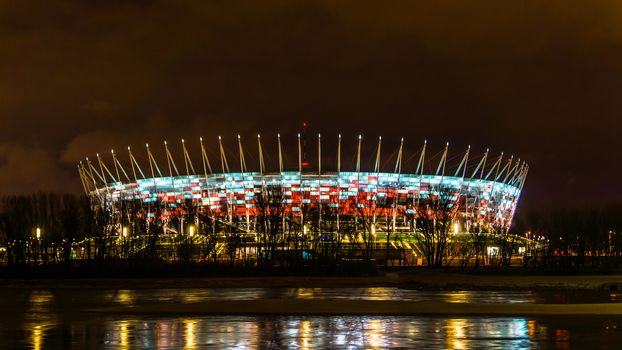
34 227 42 265
122 226 128 238
189 225 195 237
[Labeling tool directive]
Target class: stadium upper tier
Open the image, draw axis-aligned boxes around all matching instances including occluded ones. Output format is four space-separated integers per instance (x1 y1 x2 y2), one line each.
78 135 528 230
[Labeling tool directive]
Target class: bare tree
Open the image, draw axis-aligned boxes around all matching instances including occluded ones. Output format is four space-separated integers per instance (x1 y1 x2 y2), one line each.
254 185 286 268
412 185 460 267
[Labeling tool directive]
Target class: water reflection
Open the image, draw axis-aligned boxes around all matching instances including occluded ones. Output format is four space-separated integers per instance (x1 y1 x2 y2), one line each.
2 314 622 349
114 289 135 305
15 287 613 308
293 288 320 299
446 318 467 349
184 319 197 349
32 324 44 350
27 290 56 350
1 288 622 348
445 291 474 303
554 328 570 350
156 319 172 348
298 319 312 349
118 320 130 349
101 287 544 305
365 319 386 348
442 291 539 304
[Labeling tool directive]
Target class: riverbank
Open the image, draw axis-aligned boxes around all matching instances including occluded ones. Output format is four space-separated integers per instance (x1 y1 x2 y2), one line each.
399 271 622 291
2 271 622 291
94 298 622 316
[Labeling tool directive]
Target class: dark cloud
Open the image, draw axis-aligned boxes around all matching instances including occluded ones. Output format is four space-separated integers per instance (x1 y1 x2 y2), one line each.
1 0 621 210
0 143 76 193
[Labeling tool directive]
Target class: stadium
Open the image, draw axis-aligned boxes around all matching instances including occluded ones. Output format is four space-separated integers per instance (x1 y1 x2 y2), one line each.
78 133 528 239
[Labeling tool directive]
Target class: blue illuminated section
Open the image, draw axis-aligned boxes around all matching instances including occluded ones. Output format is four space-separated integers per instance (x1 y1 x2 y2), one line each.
99 171 522 228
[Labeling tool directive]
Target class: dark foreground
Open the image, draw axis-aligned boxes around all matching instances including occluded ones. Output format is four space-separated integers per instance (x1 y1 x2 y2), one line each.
2 286 622 348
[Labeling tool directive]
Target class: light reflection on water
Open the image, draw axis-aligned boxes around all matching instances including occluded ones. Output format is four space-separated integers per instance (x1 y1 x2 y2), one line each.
91 315 619 349
185 318 197 349
1 288 621 348
98 316 536 349
9 287 618 309
96 287 546 305
27 290 56 350
6 313 622 349
32 324 44 350
114 289 135 306
446 318 468 349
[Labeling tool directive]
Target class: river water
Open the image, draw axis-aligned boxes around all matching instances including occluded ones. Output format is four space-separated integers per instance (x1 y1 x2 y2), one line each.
1 287 621 349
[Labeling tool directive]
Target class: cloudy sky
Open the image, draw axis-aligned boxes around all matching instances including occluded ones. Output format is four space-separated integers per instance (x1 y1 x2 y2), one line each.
1 1 621 211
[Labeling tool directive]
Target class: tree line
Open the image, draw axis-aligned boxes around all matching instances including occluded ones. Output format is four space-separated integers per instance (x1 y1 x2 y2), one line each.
2 191 622 272
514 204 622 269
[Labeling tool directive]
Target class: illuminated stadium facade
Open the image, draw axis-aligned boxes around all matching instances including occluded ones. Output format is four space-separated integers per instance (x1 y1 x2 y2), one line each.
78 134 528 235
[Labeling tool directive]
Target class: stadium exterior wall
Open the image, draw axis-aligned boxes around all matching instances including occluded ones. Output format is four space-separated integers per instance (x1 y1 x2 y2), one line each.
78 136 528 233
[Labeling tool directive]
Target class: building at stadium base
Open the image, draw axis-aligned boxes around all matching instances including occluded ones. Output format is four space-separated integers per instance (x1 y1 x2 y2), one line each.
78 134 528 240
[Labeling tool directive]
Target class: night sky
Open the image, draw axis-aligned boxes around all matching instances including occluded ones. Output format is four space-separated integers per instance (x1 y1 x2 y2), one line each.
1 1 621 212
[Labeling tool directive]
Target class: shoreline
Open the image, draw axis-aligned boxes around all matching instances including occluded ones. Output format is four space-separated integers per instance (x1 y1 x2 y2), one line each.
1 272 622 291
94 299 622 316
